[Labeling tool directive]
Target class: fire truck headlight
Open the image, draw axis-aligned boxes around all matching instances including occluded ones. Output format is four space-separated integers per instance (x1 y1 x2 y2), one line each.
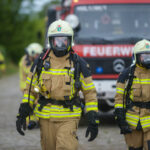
96 67 103 74
65 14 79 29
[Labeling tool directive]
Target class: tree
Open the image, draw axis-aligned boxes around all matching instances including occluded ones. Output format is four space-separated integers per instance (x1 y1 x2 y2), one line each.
0 0 45 63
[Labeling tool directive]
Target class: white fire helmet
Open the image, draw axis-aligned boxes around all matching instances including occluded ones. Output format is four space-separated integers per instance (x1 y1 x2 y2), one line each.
133 39 150 69
47 19 74 57
26 43 43 57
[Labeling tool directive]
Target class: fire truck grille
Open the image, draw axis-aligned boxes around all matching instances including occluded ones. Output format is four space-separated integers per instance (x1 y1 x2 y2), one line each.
83 57 132 75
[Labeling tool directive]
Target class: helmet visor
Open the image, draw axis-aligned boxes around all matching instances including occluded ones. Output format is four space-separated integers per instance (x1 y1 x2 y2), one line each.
52 36 70 51
140 53 150 63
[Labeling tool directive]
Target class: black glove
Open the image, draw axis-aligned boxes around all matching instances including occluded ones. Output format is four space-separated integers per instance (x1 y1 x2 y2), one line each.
16 103 32 136
28 120 37 130
16 115 26 136
85 111 99 142
114 108 132 134
119 120 132 134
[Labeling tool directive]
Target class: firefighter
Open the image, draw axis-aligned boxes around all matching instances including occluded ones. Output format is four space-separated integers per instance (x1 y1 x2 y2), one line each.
19 43 43 129
115 39 150 150
19 43 43 92
16 19 99 150
0 50 6 73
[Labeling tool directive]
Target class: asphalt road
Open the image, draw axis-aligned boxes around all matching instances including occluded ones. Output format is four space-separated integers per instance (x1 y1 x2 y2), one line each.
0 73 127 150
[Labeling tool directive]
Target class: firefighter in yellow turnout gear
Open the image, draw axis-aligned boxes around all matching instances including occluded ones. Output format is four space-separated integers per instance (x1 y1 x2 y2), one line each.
16 20 99 150
19 43 43 91
115 39 150 150
19 43 43 129
0 51 6 73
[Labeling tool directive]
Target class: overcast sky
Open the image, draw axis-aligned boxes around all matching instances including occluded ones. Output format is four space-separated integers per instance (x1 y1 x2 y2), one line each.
21 0 52 13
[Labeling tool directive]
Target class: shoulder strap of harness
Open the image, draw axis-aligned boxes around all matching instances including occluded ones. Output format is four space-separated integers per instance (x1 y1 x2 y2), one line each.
28 49 50 120
72 53 81 90
30 49 50 79
71 52 85 111
123 64 136 110
69 49 81 91
126 64 136 98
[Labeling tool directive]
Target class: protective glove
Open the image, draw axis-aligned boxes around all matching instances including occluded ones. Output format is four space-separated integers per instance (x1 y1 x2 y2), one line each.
16 103 32 136
16 115 26 136
118 119 132 134
114 108 132 134
28 120 37 130
85 111 99 142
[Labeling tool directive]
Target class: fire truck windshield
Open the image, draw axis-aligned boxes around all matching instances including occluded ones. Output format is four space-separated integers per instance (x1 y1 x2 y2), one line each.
74 4 150 44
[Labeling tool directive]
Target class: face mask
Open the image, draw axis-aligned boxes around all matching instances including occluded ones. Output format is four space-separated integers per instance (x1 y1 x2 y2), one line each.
53 37 69 51
139 53 150 69
49 36 71 57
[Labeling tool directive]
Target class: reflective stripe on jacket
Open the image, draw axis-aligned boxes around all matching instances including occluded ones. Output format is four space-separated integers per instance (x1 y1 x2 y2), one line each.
115 65 150 131
22 51 98 121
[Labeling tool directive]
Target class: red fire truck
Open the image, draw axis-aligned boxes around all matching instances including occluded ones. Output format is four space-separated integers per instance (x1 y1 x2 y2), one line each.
46 0 150 113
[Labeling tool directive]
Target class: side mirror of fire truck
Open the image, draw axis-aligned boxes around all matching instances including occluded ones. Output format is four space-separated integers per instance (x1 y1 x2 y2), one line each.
65 14 80 30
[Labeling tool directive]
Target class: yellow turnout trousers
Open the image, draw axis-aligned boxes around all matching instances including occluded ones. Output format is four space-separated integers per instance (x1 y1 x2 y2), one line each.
39 118 79 150
125 130 150 150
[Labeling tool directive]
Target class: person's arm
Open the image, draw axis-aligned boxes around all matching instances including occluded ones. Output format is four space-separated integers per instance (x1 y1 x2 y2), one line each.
114 68 132 134
80 74 98 113
22 72 38 106
16 71 38 136
19 56 28 92
79 57 99 141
